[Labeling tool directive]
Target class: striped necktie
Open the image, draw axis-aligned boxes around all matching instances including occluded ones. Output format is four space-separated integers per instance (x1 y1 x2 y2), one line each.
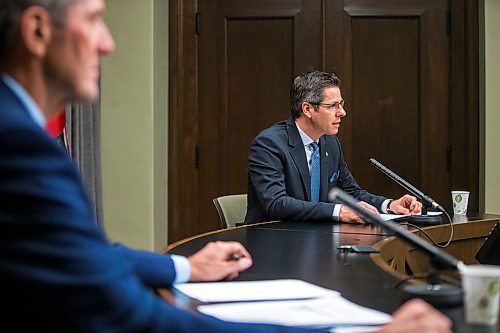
310 142 320 203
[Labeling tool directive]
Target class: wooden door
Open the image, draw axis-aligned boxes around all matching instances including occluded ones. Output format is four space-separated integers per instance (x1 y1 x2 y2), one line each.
169 0 323 241
326 0 452 210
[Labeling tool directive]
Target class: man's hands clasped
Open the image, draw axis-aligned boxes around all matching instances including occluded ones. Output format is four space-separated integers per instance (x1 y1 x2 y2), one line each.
339 194 422 224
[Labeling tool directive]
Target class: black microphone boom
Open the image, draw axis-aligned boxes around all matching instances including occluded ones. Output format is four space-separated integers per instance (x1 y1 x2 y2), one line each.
329 188 462 308
369 158 446 213
328 188 458 270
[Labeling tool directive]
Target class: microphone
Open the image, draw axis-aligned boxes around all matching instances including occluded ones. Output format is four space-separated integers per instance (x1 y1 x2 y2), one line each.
369 158 446 213
329 188 462 307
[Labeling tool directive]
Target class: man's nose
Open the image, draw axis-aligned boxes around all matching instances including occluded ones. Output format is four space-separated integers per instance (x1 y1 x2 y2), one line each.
337 105 346 117
100 24 116 55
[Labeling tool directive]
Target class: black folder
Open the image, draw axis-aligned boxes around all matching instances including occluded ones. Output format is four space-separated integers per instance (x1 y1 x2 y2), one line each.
476 222 500 265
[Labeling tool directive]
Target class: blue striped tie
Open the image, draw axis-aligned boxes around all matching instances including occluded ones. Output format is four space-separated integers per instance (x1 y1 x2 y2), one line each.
310 142 320 203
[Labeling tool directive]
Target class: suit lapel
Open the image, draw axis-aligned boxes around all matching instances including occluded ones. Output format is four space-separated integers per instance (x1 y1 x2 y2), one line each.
287 118 311 200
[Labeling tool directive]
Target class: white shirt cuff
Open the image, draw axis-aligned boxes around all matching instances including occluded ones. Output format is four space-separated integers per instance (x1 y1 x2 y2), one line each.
171 254 191 283
381 199 392 213
332 204 342 221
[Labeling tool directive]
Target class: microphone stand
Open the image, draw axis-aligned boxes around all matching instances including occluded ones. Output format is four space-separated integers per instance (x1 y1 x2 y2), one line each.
369 158 444 225
404 205 443 226
399 259 463 308
329 188 463 308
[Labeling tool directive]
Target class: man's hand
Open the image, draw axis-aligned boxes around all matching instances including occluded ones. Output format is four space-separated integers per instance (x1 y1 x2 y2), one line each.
377 299 452 333
390 195 422 215
188 241 253 282
339 201 379 224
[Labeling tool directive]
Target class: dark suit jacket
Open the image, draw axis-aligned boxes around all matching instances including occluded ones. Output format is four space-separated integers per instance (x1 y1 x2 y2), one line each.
0 80 317 332
245 117 387 224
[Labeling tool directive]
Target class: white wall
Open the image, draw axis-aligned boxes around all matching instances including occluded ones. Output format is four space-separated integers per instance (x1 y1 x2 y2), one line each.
100 0 168 251
485 0 500 213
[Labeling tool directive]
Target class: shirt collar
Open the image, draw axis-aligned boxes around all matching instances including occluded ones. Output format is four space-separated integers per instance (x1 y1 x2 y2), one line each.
295 121 317 147
1 74 46 128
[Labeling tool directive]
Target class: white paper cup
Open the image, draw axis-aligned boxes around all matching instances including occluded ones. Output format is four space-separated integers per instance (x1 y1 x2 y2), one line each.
451 191 470 215
459 263 500 325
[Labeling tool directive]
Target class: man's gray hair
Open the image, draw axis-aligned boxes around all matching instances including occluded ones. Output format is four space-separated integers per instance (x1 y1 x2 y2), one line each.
0 0 77 61
290 71 341 118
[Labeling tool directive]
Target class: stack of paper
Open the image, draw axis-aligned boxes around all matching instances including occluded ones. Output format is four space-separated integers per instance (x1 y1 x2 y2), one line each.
197 296 391 327
173 279 391 328
174 279 339 302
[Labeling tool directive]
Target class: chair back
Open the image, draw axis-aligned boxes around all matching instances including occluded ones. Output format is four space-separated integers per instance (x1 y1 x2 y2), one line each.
212 194 247 228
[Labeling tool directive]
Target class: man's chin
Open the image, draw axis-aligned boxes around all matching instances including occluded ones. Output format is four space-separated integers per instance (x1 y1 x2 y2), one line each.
73 85 99 103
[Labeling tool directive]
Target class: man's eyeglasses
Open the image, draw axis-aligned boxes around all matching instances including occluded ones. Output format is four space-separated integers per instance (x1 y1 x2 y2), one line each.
309 100 345 110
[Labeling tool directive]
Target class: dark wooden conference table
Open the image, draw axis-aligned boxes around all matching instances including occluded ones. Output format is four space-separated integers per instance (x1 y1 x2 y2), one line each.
162 214 500 333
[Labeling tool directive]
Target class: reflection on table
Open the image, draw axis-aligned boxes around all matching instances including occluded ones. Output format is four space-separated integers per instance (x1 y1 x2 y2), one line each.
161 214 500 333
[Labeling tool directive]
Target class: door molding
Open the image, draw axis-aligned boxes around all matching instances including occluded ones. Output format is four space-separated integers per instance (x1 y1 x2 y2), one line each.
168 0 199 242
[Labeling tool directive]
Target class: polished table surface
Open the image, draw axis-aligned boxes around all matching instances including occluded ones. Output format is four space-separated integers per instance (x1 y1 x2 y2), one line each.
164 214 500 333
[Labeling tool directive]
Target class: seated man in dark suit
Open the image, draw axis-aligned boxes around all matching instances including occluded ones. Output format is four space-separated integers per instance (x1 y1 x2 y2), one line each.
245 71 422 224
0 1 450 332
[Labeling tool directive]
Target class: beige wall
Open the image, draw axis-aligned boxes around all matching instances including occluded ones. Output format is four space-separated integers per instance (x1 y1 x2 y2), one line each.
100 1 500 250
485 0 500 214
101 0 168 251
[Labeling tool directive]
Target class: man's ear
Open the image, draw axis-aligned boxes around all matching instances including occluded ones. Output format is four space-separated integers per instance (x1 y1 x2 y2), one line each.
301 102 314 119
20 6 53 58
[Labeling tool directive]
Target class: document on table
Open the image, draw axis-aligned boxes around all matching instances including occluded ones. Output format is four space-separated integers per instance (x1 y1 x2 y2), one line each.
380 211 442 221
174 279 340 302
380 213 406 221
198 297 392 327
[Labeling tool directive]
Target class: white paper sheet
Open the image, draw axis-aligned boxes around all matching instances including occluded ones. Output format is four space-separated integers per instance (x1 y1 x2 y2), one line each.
380 211 442 221
173 279 340 302
380 213 407 221
198 297 392 327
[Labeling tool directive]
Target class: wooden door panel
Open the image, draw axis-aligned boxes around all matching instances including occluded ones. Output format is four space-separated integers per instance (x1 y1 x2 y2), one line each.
327 0 451 209
195 0 322 238
351 18 420 193
226 19 294 192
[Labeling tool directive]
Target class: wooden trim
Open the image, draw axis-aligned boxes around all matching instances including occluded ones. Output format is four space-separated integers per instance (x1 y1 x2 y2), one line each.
371 239 411 281
168 0 199 243
371 218 499 280
449 0 481 214
464 0 481 212
161 220 278 253
168 0 181 244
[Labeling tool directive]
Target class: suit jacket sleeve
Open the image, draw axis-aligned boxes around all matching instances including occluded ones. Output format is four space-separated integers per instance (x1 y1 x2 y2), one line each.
113 243 178 287
248 133 335 222
0 104 319 332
